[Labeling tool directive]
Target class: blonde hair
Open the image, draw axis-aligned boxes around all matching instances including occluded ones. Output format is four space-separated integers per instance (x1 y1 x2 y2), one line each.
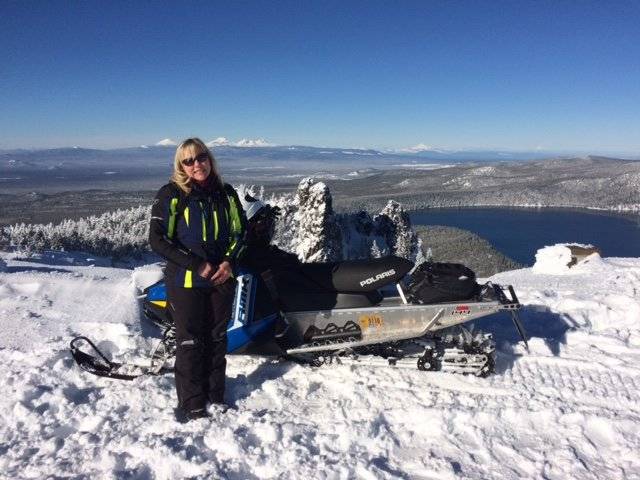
171 137 223 194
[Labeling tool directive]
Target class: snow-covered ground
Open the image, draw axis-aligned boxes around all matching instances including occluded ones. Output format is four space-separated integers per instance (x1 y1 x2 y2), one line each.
1 248 639 479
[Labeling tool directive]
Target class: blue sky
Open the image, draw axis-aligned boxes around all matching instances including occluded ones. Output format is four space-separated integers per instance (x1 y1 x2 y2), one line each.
2 0 639 154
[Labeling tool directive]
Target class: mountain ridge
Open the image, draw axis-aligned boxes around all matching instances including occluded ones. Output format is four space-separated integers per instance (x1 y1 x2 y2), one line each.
2 144 637 163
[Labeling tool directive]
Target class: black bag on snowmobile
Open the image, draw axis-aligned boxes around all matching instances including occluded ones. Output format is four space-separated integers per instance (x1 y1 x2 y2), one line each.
406 262 479 304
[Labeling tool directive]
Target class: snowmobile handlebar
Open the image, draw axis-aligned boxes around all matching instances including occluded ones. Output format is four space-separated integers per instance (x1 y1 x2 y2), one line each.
492 284 529 352
508 285 520 304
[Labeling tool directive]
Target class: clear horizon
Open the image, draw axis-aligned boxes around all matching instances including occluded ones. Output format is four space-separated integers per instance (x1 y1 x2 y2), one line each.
2 1 639 155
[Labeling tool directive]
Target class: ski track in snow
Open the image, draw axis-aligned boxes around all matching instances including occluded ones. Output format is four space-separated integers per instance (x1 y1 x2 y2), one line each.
1 251 640 479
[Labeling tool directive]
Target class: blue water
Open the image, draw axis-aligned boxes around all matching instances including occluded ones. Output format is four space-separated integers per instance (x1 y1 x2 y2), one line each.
410 208 640 265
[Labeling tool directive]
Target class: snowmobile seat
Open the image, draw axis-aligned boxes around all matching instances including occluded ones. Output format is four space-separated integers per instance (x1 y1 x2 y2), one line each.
264 266 383 312
297 256 413 293
279 289 384 312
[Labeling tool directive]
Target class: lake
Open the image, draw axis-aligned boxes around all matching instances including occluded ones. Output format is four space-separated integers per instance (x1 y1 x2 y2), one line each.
410 207 640 265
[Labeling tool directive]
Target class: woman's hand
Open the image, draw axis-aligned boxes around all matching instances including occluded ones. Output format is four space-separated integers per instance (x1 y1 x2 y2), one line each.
210 261 232 286
197 261 216 279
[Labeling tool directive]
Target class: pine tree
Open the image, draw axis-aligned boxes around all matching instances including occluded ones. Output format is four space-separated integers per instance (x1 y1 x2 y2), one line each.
293 178 342 262
374 200 419 261
370 239 383 258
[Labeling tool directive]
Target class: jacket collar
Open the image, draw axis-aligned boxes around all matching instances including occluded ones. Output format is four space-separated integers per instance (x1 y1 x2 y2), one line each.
190 177 222 199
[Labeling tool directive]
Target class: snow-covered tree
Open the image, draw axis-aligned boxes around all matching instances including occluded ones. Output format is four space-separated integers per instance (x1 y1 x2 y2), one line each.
3 206 150 258
293 178 342 262
374 200 419 261
1 181 424 265
370 240 383 258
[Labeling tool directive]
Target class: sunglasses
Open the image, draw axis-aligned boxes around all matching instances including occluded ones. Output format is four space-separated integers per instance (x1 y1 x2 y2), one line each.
182 152 209 167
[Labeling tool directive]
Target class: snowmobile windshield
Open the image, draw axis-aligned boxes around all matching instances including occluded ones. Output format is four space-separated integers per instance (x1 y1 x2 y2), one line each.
247 205 279 246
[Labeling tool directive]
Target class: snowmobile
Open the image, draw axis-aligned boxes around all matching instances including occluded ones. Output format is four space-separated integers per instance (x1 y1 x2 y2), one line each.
71 196 527 381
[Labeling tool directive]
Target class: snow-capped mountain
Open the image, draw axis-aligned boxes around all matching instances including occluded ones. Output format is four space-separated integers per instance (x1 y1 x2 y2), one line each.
393 145 559 161
399 143 447 154
233 138 274 147
155 138 177 147
205 137 230 147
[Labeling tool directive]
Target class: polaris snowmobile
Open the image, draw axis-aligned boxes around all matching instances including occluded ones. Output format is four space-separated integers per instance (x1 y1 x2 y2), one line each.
70 196 527 381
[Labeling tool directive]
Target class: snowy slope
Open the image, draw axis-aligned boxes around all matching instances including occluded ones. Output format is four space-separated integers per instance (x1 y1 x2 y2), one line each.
1 250 639 479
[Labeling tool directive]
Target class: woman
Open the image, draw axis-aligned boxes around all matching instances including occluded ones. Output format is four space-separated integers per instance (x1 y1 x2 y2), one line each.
149 138 245 422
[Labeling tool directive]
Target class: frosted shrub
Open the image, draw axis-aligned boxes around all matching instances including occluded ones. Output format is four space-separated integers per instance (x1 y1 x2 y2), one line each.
4 206 150 258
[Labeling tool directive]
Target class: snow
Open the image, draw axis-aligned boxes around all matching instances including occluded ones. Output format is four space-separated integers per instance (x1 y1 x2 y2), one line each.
156 139 177 147
470 166 497 176
399 143 448 154
1 249 640 479
340 150 377 156
393 163 455 170
532 243 596 275
234 138 274 148
206 137 230 147
532 244 575 274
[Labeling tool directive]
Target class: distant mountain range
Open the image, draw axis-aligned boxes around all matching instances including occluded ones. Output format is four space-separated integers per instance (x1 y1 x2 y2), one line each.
3 143 637 167
2 143 639 214
327 155 640 214
1 146 639 223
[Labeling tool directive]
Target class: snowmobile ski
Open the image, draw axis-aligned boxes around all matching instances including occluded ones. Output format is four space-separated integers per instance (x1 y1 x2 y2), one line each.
70 330 174 381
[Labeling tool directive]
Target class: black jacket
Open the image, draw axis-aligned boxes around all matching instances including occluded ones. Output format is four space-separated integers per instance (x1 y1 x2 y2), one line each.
149 181 246 288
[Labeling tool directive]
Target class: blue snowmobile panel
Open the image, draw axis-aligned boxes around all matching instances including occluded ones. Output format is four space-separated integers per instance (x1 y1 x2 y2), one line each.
227 313 279 352
143 272 280 354
146 282 167 303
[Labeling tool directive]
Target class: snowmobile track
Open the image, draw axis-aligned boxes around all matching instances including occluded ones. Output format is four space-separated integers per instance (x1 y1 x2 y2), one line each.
492 356 640 415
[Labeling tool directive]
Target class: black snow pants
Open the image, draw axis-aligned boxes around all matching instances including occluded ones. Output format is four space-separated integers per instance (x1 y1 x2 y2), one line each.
167 279 236 411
